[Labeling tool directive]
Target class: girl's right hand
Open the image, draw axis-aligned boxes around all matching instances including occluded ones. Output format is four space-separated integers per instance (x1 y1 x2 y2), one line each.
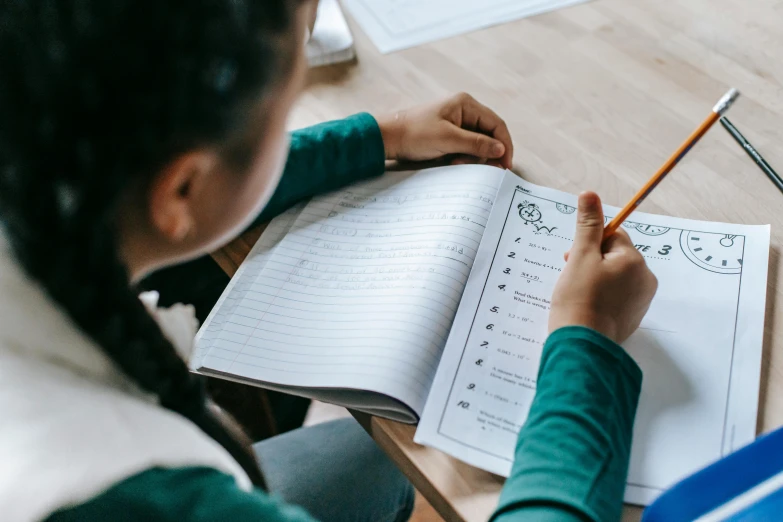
548 192 658 344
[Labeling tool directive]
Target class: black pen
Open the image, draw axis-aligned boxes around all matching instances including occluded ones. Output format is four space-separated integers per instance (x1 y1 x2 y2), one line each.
720 117 783 193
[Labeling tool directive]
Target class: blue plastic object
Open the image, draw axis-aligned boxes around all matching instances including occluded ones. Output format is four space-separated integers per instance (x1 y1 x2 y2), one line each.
642 426 783 521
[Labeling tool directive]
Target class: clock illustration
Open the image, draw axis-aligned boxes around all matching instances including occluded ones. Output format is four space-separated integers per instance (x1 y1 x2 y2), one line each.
635 224 670 236
679 231 744 274
517 202 542 223
556 203 575 214
622 221 640 229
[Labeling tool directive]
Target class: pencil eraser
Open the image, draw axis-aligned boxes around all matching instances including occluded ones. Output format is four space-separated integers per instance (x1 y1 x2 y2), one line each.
713 88 740 115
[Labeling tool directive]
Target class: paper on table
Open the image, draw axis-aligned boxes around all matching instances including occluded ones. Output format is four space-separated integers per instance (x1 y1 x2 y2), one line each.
199 166 504 416
415 172 769 505
342 0 590 53
307 0 355 67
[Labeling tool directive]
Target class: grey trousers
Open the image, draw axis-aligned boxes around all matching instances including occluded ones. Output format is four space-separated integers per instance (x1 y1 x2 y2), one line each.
255 418 415 522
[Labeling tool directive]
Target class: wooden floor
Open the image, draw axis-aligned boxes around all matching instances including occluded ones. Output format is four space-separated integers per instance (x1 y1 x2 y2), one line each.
304 401 444 522
411 496 445 522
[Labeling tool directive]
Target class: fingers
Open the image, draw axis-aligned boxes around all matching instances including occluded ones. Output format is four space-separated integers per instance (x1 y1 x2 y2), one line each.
451 93 514 169
571 192 605 257
451 155 475 166
602 227 634 254
450 155 504 168
566 206 635 263
486 159 505 169
450 154 491 166
446 126 506 160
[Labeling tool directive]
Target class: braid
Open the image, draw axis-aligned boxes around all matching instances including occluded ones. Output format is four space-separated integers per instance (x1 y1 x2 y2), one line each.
0 0 301 488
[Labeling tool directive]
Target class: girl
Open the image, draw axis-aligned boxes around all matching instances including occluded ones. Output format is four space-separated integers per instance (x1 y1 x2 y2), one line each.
0 1 657 521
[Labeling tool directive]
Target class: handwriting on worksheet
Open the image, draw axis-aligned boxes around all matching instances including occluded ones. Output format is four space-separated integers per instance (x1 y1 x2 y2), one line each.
200 167 503 413
416 173 769 505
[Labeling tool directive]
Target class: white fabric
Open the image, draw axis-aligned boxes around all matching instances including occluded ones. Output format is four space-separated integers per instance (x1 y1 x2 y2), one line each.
0 234 251 522
138 290 199 362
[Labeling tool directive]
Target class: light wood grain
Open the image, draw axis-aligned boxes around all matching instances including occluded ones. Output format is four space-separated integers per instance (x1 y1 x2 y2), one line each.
213 0 783 520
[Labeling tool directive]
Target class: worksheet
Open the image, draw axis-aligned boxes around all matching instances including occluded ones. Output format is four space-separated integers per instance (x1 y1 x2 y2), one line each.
342 0 591 53
415 173 770 504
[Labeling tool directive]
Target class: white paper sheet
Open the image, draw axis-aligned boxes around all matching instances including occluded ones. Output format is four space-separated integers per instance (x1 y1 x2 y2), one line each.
342 0 591 53
198 166 503 415
415 173 770 505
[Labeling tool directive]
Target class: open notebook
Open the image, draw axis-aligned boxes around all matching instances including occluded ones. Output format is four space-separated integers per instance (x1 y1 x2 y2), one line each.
194 165 769 504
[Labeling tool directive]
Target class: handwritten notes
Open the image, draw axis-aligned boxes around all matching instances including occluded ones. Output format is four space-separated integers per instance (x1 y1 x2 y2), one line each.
415 173 770 505
193 204 303 370
197 167 503 414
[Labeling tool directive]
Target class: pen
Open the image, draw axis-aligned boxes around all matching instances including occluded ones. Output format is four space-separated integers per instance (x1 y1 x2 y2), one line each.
720 117 783 194
603 88 741 239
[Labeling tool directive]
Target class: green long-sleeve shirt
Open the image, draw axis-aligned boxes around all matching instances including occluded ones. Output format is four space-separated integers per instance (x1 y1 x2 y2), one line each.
48 115 642 522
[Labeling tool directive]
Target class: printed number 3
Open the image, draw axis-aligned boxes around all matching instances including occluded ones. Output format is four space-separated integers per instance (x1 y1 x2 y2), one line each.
658 245 672 256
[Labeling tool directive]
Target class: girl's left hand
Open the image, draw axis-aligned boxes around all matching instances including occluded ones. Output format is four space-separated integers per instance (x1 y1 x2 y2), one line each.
376 93 514 169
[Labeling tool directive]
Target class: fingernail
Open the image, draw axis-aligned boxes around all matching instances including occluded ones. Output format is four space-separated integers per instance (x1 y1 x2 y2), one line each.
579 191 598 209
492 143 504 156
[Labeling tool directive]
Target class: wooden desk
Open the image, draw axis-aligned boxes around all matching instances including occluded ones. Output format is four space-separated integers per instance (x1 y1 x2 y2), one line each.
214 1 783 520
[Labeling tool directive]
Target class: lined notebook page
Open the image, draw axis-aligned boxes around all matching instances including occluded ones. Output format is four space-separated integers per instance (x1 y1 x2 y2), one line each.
192 204 304 370
200 166 504 414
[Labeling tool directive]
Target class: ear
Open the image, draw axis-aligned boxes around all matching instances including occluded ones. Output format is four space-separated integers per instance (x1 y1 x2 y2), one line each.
148 151 217 242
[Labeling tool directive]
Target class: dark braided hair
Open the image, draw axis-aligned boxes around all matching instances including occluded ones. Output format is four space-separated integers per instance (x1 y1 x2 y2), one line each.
0 0 302 487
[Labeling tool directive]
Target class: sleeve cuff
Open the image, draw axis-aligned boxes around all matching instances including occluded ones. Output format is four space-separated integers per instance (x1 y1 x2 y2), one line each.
545 326 643 385
345 112 386 180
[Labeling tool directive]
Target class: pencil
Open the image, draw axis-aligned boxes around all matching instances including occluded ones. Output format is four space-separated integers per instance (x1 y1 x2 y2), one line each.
603 88 740 239
720 117 783 194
